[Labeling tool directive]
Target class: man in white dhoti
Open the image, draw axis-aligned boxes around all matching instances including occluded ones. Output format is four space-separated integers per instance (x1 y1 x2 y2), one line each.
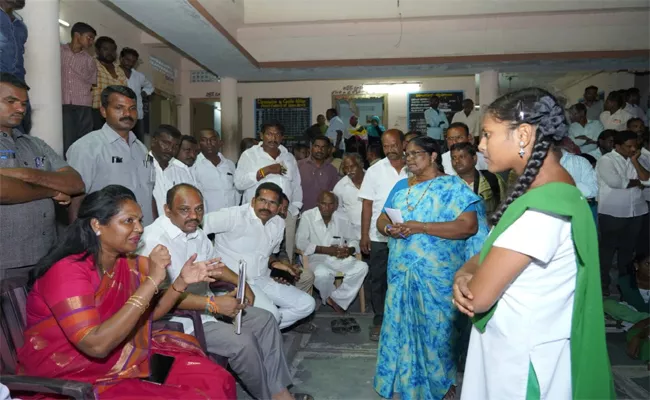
296 191 368 312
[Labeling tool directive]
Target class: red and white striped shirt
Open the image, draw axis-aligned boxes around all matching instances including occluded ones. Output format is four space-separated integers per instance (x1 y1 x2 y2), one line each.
60 44 97 107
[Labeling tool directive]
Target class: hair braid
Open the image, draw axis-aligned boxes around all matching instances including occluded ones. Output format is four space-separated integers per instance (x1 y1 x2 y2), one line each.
490 136 553 225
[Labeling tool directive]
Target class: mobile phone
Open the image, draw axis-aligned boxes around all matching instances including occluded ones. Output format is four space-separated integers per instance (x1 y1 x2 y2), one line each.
143 353 175 384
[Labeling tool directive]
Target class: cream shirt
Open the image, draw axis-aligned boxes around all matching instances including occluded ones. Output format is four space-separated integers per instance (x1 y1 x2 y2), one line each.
193 152 239 213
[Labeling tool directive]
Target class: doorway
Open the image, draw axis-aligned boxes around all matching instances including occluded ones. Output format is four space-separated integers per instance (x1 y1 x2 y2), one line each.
190 98 221 136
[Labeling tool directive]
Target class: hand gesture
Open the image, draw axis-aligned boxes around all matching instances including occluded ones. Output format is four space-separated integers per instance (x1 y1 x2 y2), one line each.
452 272 475 317
334 246 352 259
180 255 223 285
386 225 406 239
272 261 300 277
264 163 285 176
149 245 171 284
631 149 641 162
52 192 71 206
215 290 247 318
394 221 424 238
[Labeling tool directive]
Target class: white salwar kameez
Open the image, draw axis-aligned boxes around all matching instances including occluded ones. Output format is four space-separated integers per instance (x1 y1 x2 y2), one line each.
296 208 368 310
461 210 577 400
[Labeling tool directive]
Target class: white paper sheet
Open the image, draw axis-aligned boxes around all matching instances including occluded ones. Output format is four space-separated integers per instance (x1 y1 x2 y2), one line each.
385 207 404 223
235 260 247 335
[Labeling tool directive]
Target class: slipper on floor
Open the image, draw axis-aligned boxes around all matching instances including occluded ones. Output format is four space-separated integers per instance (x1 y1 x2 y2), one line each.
369 325 381 341
331 318 347 334
341 317 361 333
293 321 317 334
293 393 314 400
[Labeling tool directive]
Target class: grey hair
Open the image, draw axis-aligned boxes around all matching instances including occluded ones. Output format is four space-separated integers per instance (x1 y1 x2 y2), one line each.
341 153 364 174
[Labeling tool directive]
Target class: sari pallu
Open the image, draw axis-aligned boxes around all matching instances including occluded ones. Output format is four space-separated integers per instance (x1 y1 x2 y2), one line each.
18 254 235 399
374 176 488 400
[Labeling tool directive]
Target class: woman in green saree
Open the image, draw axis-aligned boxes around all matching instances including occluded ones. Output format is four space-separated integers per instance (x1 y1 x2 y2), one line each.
452 88 614 399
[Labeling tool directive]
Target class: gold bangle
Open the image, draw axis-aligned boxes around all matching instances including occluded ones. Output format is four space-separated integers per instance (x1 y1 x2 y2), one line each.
146 276 159 294
259 168 265 178
130 295 146 302
127 298 147 309
171 281 185 293
126 300 146 314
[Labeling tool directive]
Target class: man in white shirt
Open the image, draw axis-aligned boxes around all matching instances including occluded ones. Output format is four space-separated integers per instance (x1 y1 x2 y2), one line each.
451 99 480 139
600 91 633 131
596 130 649 294
568 103 604 153
139 183 305 400
235 121 303 262
296 191 368 312
627 118 647 147
333 153 365 239
441 122 487 175
624 88 648 125
588 129 616 161
359 129 408 341
325 108 346 153
203 182 316 329
194 128 239 213
553 146 598 200
150 124 195 218
424 95 449 142
175 135 199 168
119 48 154 142
581 85 604 121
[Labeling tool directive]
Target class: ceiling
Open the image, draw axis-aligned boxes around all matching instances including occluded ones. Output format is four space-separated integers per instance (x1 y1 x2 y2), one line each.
105 0 650 82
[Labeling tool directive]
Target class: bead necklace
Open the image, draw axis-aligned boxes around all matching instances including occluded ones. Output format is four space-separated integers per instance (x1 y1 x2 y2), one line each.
406 179 434 211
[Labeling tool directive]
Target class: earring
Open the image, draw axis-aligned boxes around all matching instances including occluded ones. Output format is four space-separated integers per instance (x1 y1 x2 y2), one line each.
518 141 525 158
95 231 101 236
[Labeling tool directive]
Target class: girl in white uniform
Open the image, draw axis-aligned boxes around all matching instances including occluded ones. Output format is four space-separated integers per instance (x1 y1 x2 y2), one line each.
453 88 614 399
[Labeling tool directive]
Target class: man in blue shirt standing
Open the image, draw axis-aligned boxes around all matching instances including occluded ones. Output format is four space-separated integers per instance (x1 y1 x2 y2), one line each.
0 0 28 133
424 95 449 144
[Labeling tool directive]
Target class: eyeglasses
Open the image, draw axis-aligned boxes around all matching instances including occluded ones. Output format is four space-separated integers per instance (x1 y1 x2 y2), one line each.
405 150 428 159
256 197 279 207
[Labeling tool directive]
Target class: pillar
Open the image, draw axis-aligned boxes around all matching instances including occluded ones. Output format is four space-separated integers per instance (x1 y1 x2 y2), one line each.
478 70 499 113
219 77 240 160
23 0 63 154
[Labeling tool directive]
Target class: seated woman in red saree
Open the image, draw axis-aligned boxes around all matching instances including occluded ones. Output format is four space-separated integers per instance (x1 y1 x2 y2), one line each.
17 185 236 399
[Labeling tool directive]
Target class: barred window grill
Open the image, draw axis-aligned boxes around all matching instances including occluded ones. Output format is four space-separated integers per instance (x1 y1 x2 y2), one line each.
149 56 176 79
190 70 220 83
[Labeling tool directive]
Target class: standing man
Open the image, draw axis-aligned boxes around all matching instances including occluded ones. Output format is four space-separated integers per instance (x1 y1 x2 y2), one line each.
194 128 239 213
0 0 28 133
0 73 84 279
176 135 199 168
119 48 154 142
451 99 480 139
298 135 339 211
624 88 647 124
568 103 604 153
582 85 604 121
333 153 365 239
596 130 649 295
359 129 407 341
441 122 487 175
600 91 633 131
203 182 316 329
235 121 302 261
303 114 327 141
424 96 449 143
296 191 368 313
60 22 97 154
66 85 155 225
588 129 616 161
149 124 195 217
91 36 127 130
325 108 345 155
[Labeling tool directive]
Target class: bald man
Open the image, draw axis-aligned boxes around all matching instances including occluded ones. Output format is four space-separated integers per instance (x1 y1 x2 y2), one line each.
138 183 310 400
296 191 368 314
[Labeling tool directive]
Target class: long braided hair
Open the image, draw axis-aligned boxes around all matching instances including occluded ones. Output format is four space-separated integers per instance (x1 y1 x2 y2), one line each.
488 88 569 226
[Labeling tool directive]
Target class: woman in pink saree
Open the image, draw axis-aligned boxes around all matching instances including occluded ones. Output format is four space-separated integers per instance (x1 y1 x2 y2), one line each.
18 185 236 399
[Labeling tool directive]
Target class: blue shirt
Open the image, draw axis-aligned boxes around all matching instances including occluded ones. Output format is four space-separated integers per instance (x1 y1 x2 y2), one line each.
560 150 598 199
0 9 27 80
424 107 449 140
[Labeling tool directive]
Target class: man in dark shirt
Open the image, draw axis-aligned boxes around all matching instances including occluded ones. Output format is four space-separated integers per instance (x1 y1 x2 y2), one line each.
298 135 339 211
0 73 84 280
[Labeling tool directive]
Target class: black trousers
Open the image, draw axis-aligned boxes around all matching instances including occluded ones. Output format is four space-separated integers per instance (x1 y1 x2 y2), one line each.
598 214 643 289
637 204 650 260
62 105 94 155
369 241 389 326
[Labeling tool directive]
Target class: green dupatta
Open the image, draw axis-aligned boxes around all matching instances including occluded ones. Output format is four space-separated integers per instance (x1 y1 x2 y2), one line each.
472 182 615 399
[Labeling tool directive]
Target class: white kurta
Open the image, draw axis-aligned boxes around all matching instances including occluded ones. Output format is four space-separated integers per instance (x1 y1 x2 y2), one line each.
332 175 363 238
462 210 576 400
151 154 196 218
296 208 368 310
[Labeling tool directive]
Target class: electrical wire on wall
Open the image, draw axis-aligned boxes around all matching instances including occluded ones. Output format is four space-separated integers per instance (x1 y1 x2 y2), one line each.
394 0 403 48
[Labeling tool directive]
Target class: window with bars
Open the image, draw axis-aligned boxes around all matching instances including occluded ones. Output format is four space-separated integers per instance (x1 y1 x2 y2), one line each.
190 70 220 83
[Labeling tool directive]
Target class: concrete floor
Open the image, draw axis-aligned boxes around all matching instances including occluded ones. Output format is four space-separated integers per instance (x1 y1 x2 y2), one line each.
234 296 650 400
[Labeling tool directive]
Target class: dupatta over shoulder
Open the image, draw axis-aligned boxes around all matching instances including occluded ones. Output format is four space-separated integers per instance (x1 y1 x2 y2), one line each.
472 182 615 399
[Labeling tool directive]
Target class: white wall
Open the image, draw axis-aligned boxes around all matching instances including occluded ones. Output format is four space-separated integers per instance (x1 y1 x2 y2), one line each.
561 72 636 105
237 76 476 138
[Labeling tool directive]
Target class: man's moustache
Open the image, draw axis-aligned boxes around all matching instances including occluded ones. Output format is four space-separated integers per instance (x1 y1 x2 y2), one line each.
185 219 200 225
120 117 134 122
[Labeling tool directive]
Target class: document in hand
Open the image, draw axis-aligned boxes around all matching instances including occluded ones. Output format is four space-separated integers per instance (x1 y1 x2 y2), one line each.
385 208 404 224
235 260 247 335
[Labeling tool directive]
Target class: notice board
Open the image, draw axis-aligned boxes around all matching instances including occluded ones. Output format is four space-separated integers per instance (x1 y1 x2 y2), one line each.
254 97 311 151
407 91 464 133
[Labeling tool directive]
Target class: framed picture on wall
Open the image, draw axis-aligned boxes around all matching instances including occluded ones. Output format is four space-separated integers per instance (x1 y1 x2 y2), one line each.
407 91 464 133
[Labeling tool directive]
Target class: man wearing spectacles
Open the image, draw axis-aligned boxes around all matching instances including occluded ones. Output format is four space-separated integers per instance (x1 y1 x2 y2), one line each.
203 182 316 329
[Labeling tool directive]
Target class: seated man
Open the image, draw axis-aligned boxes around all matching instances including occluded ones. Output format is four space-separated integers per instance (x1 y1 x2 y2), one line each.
203 182 316 329
296 191 368 313
139 183 308 400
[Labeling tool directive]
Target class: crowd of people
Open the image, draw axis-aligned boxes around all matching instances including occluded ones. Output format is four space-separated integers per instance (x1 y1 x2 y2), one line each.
1 2 649 398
